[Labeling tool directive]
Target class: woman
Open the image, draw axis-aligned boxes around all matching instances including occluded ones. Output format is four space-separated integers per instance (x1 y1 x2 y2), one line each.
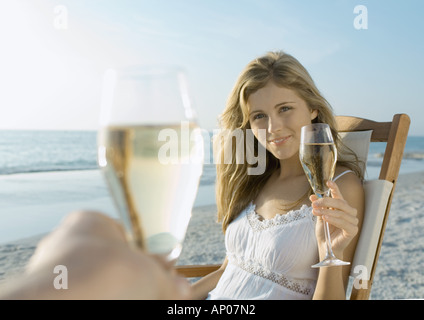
192 51 364 300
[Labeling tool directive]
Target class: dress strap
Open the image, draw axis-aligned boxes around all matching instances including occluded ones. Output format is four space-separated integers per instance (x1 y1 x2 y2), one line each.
333 170 354 182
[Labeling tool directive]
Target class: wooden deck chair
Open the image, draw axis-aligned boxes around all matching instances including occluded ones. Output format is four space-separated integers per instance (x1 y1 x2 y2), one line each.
176 113 410 300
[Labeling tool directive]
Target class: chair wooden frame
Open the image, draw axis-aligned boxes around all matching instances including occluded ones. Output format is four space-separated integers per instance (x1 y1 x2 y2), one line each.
176 113 410 300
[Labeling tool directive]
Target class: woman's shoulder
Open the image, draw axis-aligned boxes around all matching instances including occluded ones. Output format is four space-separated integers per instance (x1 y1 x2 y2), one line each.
334 165 364 198
335 166 358 179
333 166 365 223
334 166 363 188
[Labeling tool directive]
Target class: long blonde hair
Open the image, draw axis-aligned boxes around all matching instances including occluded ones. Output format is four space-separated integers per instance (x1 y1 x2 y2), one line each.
215 51 362 232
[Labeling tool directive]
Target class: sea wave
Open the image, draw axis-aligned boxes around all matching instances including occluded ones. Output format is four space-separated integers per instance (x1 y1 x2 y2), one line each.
373 152 424 160
366 160 383 167
0 161 217 187
0 160 98 175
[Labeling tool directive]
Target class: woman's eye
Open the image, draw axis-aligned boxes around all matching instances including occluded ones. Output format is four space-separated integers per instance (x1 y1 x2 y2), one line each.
253 113 266 120
280 106 291 112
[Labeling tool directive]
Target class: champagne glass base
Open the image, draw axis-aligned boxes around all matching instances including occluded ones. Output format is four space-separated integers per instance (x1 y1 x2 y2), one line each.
146 233 183 262
166 244 183 262
312 257 350 268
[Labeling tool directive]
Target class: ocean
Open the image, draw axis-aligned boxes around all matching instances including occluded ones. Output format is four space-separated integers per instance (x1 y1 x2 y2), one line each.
0 130 424 181
0 130 216 186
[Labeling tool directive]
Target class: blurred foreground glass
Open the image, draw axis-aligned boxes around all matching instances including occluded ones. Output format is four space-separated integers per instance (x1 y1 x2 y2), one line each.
299 123 350 268
97 66 204 261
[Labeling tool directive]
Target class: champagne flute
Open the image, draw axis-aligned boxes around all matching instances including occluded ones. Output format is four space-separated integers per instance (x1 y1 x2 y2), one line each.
97 66 204 261
299 123 350 268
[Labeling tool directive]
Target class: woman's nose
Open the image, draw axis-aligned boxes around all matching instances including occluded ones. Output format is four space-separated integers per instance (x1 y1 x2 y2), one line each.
268 117 283 134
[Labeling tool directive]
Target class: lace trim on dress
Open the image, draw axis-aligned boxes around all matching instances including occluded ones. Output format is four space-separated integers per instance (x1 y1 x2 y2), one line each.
228 253 316 296
246 203 315 232
243 170 354 232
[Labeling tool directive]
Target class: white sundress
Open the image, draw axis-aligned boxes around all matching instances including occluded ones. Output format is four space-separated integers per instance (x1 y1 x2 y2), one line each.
207 170 353 300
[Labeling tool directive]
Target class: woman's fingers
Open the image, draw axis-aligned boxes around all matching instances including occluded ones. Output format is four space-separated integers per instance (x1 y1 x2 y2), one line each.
310 182 357 218
327 180 343 200
322 213 359 238
310 180 359 239
312 197 354 216
313 206 357 223
309 194 319 202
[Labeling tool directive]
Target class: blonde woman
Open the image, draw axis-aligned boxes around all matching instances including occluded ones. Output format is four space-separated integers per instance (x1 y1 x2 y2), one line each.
192 51 364 300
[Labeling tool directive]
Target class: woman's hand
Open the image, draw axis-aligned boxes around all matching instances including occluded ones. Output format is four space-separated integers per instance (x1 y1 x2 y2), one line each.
310 180 360 259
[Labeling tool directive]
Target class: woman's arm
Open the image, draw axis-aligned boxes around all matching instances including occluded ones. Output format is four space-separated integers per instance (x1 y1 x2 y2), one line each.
311 172 365 299
190 257 228 300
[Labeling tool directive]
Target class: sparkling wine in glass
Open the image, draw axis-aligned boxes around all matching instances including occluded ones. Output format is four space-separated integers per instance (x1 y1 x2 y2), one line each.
97 66 204 261
299 123 350 268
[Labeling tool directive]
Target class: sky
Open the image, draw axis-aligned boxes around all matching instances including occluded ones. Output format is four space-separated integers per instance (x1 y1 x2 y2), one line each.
0 0 423 135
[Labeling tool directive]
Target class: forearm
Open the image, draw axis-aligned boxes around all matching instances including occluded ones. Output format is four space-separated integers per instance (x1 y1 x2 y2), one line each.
191 258 227 300
191 269 224 300
312 265 346 300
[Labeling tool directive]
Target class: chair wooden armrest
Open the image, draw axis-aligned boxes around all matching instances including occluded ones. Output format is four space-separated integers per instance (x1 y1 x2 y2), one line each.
176 264 221 278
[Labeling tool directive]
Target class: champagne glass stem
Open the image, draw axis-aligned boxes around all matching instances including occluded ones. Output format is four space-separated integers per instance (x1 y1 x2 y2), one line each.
323 221 336 258
317 192 337 260
311 190 350 267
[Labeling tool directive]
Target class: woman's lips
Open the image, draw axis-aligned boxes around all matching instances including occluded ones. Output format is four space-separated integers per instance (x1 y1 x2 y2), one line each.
268 136 291 146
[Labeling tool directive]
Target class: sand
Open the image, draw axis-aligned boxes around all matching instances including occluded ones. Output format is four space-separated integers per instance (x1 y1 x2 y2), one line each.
368 172 424 299
1 170 424 299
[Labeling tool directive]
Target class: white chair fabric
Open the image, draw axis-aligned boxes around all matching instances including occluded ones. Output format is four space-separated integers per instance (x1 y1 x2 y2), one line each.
339 130 394 279
339 130 372 176
350 179 393 278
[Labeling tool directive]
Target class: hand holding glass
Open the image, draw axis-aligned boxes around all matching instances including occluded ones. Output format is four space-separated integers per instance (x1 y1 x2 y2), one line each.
299 123 350 268
97 66 204 261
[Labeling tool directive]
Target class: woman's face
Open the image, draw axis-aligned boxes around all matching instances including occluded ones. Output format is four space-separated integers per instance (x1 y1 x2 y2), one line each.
247 81 318 161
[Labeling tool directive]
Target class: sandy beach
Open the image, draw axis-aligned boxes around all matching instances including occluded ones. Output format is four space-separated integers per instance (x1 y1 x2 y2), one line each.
1 170 424 299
